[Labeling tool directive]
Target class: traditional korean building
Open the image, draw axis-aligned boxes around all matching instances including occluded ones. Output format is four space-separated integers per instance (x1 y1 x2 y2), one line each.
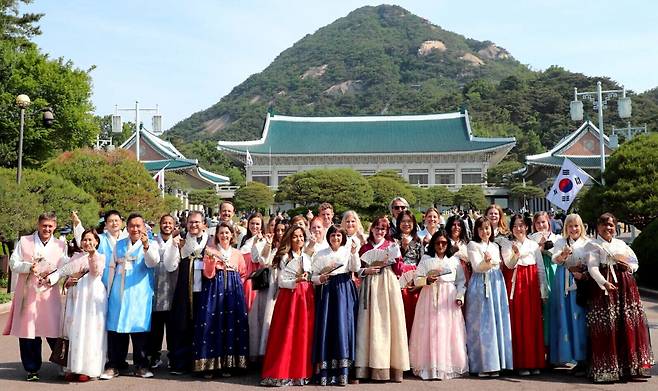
120 128 230 190
524 120 615 211
217 110 516 200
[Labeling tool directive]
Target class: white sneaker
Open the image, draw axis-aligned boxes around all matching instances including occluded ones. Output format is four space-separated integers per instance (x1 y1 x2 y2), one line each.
135 368 154 378
478 372 490 378
99 368 118 380
518 369 530 376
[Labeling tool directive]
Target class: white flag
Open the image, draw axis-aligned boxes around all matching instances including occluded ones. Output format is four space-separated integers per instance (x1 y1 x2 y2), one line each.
546 158 590 211
245 150 254 167
152 168 165 190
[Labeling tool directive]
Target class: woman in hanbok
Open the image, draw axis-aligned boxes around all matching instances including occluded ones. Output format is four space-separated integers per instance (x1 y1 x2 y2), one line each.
446 215 471 285
409 230 468 380
529 211 559 350
57 229 107 381
485 204 509 241
465 216 513 377
249 219 288 362
501 214 547 376
549 213 589 372
240 213 265 312
193 223 249 378
261 226 315 386
355 216 410 382
311 225 360 386
585 213 654 383
341 210 366 289
393 210 424 334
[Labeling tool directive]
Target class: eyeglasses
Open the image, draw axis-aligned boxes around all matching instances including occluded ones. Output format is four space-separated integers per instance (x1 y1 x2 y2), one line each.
188 221 202 225
393 205 407 210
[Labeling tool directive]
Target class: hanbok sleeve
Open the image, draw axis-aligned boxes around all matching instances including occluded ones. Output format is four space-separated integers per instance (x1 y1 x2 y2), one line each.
621 240 639 273
9 243 31 274
586 242 607 290
453 258 466 301
468 242 493 272
347 249 360 273
144 240 161 268
501 239 518 269
551 237 568 264
89 252 105 277
310 252 323 285
73 222 85 247
414 255 430 287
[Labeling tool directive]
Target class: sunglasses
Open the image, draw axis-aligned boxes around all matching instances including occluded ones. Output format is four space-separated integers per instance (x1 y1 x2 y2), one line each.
393 205 407 210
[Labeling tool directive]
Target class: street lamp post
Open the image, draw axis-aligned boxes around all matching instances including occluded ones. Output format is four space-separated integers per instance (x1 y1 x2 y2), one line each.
112 101 161 161
15 94 31 184
570 81 632 185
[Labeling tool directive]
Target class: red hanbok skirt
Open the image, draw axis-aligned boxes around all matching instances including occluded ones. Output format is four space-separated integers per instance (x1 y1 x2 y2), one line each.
261 281 315 386
401 288 421 339
507 264 546 369
242 253 259 312
586 265 654 382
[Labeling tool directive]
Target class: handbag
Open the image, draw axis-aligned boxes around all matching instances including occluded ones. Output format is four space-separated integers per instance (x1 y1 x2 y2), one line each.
248 267 270 291
49 337 69 366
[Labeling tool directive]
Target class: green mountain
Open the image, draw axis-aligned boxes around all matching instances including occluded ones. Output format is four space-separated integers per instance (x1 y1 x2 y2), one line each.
166 4 657 162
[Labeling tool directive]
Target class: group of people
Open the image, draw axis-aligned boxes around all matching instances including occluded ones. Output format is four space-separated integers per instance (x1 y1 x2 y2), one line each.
2 198 654 386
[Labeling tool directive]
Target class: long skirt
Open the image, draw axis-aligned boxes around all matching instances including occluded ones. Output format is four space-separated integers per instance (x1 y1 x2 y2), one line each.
243 253 260 312
63 274 107 377
248 267 278 359
261 281 315 386
409 282 468 380
193 270 249 372
508 264 546 369
399 263 418 339
355 269 410 381
401 288 420 339
542 253 557 347
465 270 513 373
586 265 654 382
548 264 587 365
312 273 358 386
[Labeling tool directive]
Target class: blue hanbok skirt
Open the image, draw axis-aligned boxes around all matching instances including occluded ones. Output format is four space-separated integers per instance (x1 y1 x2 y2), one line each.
465 269 513 373
312 273 359 385
193 270 249 372
548 265 587 365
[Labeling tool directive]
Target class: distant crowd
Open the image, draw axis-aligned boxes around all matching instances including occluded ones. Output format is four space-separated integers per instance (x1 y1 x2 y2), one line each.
3 198 654 385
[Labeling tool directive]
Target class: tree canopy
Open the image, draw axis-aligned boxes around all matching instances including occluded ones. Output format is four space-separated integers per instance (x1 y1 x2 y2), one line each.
0 40 96 168
578 133 658 229
275 168 373 209
0 166 99 239
44 149 169 221
234 182 275 212
453 185 488 211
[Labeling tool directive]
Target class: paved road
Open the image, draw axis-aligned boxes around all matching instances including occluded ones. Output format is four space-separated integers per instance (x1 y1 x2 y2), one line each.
1 298 657 391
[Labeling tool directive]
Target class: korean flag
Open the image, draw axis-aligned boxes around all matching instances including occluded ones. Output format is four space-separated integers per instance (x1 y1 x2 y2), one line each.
546 158 591 211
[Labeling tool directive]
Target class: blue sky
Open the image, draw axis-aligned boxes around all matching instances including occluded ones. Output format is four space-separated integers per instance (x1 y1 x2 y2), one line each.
25 0 658 131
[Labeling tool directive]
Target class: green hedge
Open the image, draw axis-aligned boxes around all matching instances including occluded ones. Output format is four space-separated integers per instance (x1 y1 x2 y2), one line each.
631 218 658 289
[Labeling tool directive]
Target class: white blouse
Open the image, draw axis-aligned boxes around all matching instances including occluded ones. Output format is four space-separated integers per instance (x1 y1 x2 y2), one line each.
311 246 359 284
467 240 502 273
587 236 639 290
501 237 548 299
414 254 466 301
278 252 312 290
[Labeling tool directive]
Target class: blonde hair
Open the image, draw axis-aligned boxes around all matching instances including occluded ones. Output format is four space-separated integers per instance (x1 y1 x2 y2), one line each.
562 213 586 240
341 210 364 234
485 204 508 235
